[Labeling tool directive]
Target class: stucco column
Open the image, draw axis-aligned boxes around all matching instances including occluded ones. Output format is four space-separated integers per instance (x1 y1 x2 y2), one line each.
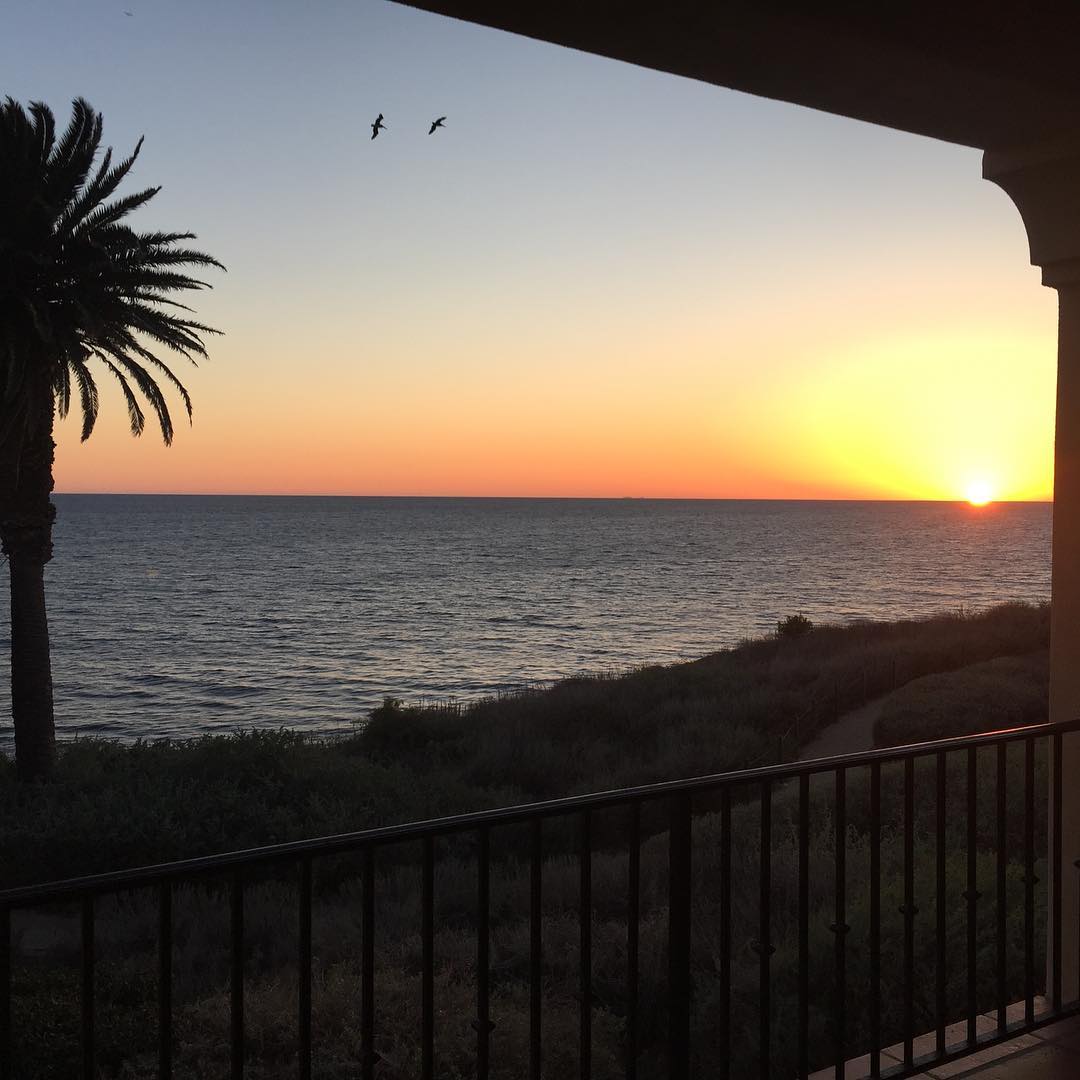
984 137 1080 1005
1047 280 1080 1005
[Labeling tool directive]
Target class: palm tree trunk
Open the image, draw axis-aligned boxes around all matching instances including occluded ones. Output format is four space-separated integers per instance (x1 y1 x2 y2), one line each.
8 547 55 779
0 382 57 781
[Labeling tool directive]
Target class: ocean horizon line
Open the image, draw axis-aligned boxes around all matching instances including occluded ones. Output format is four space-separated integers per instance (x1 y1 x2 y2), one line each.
52 491 1053 504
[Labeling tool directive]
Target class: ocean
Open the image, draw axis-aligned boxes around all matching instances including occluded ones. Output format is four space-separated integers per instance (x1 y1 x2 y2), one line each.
0 496 1052 744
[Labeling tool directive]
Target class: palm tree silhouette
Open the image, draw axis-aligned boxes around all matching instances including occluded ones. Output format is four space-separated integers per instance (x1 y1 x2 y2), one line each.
0 98 224 780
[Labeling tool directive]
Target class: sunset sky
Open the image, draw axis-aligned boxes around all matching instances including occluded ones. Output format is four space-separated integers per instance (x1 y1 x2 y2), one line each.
4 0 1058 500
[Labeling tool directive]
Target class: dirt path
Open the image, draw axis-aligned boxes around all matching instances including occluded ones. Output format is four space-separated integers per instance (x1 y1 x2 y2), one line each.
799 694 890 761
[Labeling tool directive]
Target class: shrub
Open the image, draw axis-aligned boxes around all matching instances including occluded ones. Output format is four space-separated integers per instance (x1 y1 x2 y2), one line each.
777 613 814 638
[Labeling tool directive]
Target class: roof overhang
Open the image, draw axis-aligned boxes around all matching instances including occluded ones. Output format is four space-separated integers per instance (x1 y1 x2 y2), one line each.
395 3 1080 150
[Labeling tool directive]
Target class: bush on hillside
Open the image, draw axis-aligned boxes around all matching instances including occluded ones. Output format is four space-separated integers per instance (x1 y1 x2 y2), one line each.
777 613 814 638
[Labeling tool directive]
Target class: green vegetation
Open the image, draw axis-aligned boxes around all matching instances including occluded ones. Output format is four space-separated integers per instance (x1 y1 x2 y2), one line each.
776 612 814 638
874 651 1048 747
0 601 1052 1077
0 600 1048 888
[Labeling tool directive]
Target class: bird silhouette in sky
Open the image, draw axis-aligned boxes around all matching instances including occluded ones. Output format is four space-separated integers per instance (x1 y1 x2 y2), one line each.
371 114 386 140
428 116 447 135
123 9 134 14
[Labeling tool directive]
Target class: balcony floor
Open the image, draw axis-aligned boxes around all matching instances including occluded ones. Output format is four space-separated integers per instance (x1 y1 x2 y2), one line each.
811 1001 1080 1079
909 1014 1080 1078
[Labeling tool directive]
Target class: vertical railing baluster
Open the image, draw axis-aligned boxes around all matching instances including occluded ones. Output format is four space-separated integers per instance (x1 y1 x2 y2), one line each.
870 762 881 1077
719 788 732 1080
966 747 978 1045
362 847 376 1080
1024 737 1035 1023
936 751 947 1055
0 906 9 1080
231 875 244 1080
82 895 95 1080
422 838 434 1080
477 827 491 1080
669 796 692 1080
626 804 640 1080
1053 732 1063 1013
580 810 592 1080
798 773 810 1080
903 757 915 1070
832 767 847 1080
299 857 312 1080
996 743 1007 1031
759 780 772 1080
160 880 173 1080
530 818 543 1080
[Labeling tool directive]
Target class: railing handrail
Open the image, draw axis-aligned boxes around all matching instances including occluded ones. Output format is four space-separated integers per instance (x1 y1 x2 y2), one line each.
4 717 1077 908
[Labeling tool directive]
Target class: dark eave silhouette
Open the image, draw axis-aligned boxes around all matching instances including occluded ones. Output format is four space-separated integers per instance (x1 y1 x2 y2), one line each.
395 2 1080 149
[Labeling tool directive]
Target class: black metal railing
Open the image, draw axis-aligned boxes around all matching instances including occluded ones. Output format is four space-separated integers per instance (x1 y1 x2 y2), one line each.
2 718 1079 1079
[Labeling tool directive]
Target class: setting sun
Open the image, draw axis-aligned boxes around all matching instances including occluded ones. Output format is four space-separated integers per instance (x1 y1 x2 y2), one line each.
966 479 994 506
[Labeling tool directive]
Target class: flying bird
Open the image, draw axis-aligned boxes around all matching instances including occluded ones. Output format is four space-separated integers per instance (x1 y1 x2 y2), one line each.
428 116 446 135
123 9 134 13
371 113 386 140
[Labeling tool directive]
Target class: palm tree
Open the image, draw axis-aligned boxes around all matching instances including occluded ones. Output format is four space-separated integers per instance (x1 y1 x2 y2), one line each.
0 98 223 780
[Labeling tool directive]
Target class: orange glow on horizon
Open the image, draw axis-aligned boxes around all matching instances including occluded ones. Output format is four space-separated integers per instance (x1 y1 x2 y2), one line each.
49 295 1057 501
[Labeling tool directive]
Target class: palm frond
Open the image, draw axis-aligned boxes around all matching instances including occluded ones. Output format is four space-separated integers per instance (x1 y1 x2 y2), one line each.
124 340 193 420
99 359 146 438
124 291 198 313
131 230 198 247
99 268 215 293
54 145 112 234
87 228 226 274
46 99 102 207
70 360 100 441
48 98 91 169
76 185 161 235
55 361 71 419
116 306 220 354
58 137 147 237
0 98 31 160
117 247 226 273
2 97 223 447
28 101 55 164
108 351 174 444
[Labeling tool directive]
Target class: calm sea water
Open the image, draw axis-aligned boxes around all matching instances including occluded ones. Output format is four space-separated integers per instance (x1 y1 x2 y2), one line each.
0 497 1052 744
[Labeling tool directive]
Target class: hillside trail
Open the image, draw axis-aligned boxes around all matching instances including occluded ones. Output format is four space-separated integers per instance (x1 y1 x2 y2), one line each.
798 694 891 762
761 692 897 819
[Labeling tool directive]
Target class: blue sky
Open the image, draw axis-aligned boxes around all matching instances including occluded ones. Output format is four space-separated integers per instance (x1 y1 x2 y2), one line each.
2 0 1056 498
